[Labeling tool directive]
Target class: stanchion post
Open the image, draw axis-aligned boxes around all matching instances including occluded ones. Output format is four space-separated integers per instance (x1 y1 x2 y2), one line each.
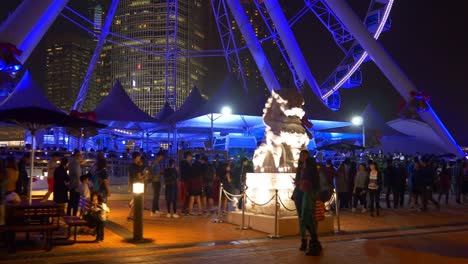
269 189 281 239
239 186 249 230
335 191 341 232
213 183 224 223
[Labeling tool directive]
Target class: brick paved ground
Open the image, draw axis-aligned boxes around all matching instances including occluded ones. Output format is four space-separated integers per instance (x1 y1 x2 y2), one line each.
2 199 468 263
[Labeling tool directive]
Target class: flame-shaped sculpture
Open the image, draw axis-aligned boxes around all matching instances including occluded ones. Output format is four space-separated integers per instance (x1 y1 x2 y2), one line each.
253 89 310 173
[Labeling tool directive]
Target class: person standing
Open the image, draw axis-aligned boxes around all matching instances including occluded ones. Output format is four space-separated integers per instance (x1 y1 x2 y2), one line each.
150 151 165 216
352 163 368 213
68 151 83 216
16 154 30 197
292 156 306 251
200 156 214 213
93 158 111 202
54 158 70 214
298 150 322 256
438 162 451 205
368 162 381 217
336 158 350 209
179 151 193 215
384 160 399 209
5 156 19 194
42 152 60 202
420 157 439 211
127 152 147 221
188 154 202 215
163 159 179 218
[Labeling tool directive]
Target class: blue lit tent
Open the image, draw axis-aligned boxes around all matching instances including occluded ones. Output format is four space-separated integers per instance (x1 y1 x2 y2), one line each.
154 101 175 122
172 75 350 135
0 71 105 203
318 104 407 137
93 80 158 129
164 86 207 124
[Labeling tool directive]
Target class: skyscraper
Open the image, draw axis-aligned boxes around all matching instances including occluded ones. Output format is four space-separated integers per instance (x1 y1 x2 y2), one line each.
111 0 208 116
44 35 94 111
232 1 292 96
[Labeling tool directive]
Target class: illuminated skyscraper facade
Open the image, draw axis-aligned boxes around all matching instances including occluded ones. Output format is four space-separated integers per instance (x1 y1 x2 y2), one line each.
45 35 94 111
111 0 208 116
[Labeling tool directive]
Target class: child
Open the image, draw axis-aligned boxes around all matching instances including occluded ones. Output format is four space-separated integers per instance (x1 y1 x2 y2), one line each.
79 174 91 201
88 193 110 242
163 159 179 218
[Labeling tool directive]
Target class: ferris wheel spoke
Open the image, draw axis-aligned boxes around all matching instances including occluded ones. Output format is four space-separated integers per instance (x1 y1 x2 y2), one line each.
319 0 394 109
225 0 280 92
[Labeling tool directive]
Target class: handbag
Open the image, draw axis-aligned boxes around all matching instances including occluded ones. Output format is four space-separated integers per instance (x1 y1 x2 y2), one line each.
315 200 326 222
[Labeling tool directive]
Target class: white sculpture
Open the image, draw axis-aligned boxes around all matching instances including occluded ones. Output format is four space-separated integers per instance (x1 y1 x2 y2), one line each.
253 89 311 173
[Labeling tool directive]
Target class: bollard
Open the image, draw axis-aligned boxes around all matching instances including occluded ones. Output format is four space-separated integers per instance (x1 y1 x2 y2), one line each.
335 192 341 232
239 187 249 230
213 183 224 223
133 192 143 241
269 189 281 239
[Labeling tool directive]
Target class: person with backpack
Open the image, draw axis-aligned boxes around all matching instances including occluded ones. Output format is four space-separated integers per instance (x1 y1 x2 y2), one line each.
200 156 215 214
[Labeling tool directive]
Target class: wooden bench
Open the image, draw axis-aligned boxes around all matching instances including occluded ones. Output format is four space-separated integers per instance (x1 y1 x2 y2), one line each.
5 203 63 252
63 196 94 242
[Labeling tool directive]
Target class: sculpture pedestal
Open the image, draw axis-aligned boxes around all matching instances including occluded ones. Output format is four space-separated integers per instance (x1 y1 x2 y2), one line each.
233 172 334 236
227 212 334 236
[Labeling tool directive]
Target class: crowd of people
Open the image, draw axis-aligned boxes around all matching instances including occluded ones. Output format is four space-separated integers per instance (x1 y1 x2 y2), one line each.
126 150 253 220
323 154 468 214
1 146 467 246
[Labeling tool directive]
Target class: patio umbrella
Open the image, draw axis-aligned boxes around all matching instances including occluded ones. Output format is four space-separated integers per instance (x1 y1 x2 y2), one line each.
0 71 106 204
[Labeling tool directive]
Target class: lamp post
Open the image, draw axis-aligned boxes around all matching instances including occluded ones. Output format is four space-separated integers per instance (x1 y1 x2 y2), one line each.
209 106 232 149
351 116 365 148
132 182 144 241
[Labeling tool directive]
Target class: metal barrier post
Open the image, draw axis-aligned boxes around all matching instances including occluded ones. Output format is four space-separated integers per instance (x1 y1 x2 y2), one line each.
213 183 224 223
239 186 249 230
269 189 281 239
335 191 341 232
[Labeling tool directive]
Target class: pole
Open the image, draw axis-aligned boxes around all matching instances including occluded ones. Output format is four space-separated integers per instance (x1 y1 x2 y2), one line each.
239 186 248 230
269 189 280 238
29 130 36 205
210 113 214 149
133 192 143 241
362 124 365 148
213 183 224 223
335 191 341 232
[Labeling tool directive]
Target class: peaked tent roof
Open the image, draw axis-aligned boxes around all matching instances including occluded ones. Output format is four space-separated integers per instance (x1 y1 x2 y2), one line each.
165 86 207 124
0 71 63 113
154 101 175 122
318 104 407 136
191 74 264 118
93 80 157 128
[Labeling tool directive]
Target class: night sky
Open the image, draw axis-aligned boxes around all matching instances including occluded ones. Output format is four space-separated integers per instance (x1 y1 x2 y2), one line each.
1 0 467 146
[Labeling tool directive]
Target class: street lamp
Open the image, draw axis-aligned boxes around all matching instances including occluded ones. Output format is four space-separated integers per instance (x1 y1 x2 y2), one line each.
132 182 144 241
351 116 365 147
210 105 232 149
221 106 232 115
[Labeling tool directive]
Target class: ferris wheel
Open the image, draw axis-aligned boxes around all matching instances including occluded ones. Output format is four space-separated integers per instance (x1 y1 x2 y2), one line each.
0 0 464 157
211 0 393 111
